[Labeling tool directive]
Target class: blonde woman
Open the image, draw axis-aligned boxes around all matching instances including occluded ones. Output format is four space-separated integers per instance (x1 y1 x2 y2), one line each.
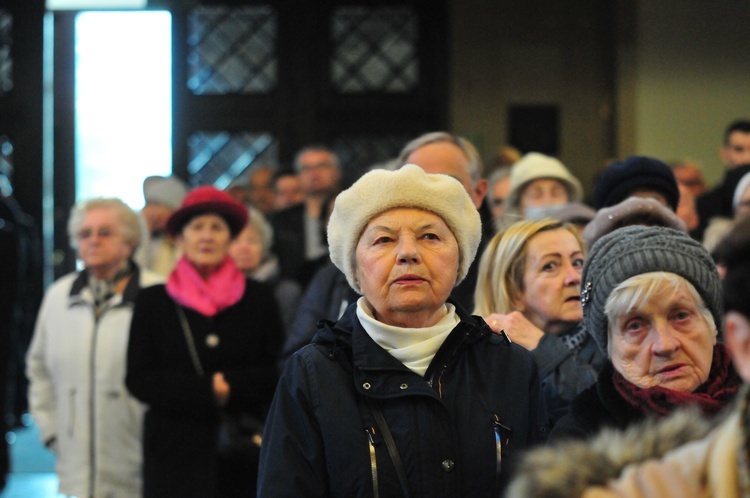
474 218 606 424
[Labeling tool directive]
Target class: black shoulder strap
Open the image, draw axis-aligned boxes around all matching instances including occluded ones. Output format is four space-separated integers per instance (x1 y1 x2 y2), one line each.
363 396 411 498
316 342 411 498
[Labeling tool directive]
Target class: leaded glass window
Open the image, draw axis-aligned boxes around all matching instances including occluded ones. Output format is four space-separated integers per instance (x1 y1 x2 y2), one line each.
187 131 278 188
0 10 12 95
187 6 277 95
0 135 12 178
334 134 409 187
332 6 418 94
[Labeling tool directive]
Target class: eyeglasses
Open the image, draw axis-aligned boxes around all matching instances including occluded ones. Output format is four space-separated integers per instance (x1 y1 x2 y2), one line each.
300 162 335 173
76 227 117 241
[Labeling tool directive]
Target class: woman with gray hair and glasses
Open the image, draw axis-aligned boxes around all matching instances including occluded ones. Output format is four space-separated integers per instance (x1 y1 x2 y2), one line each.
26 197 163 498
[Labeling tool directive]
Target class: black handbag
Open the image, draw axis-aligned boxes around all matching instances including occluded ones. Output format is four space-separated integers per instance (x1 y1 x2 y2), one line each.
217 411 264 457
175 303 265 457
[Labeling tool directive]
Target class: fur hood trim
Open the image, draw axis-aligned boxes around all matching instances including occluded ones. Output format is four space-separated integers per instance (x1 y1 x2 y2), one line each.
506 406 723 498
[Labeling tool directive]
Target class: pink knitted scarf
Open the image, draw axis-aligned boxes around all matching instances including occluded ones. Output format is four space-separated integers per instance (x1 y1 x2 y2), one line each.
166 256 245 316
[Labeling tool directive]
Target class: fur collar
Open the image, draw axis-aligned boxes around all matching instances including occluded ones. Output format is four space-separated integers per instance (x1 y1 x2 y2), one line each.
507 406 727 498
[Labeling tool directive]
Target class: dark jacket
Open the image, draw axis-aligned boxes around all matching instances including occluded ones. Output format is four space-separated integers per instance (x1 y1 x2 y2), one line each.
695 163 750 240
269 203 307 282
549 361 643 441
449 199 495 311
279 261 358 369
258 302 549 497
126 280 284 498
533 324 607 426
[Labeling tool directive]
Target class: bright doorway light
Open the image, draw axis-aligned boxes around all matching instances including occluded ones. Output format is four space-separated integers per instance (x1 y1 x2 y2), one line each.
75 11 172 210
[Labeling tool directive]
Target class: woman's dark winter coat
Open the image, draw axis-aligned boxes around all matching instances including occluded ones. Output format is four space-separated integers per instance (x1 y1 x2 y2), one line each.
258 302 549 497
126 280 284 497
549 362 642 441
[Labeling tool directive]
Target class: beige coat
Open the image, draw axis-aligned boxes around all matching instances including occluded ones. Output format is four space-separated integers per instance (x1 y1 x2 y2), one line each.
506 404 733 498
584 412 741 498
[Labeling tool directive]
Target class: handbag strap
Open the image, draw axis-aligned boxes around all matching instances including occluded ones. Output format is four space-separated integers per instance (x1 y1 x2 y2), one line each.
364 397 411 498
317 343 411 498
175 303 205 377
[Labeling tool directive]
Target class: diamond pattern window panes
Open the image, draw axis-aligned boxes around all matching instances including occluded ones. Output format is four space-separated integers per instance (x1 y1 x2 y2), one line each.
187 6 277 95
187 131 278 189
0 10 12 95
0 135 12 179
332 6 418 94
334 135 410 187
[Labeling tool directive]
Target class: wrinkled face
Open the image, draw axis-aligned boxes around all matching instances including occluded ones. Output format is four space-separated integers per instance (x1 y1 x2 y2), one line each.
722 131 750 169
608 282 716 393
518 228 584 334
229 224 263 273
490 176 511 220
355 208 459 327
405 142 486 209
142 203 172 234
177 214 232 273
76 207 134 278
519 178 569 212
274 175 304 210
298 150 341 196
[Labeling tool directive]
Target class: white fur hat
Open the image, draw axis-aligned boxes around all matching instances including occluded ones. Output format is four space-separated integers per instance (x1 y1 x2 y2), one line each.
328 164 481 293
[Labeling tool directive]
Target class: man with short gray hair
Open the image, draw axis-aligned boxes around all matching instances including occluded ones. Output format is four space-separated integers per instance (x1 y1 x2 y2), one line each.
397 132 494 311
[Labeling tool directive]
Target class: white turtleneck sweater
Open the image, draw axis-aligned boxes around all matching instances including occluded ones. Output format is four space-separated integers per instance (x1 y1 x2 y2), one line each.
356 297 460 377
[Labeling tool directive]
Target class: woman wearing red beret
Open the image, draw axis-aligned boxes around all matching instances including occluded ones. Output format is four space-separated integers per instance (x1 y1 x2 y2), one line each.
126 186 284 497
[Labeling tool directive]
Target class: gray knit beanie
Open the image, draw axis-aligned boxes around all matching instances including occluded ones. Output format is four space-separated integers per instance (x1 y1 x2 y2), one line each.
581 225 722 355
328 164 481 294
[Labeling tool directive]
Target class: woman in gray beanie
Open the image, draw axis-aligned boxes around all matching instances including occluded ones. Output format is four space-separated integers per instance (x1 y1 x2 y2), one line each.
258 164 548 497
550 225 741 441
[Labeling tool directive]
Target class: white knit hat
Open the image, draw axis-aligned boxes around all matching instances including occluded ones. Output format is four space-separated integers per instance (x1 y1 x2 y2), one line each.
327 164 481 293
506 152 583 210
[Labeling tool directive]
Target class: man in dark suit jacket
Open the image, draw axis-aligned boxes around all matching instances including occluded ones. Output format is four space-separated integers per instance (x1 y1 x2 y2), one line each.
695 119 750 240
271 146 341 286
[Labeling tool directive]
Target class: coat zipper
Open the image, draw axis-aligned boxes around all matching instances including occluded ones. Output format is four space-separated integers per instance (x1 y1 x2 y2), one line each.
89 308 101 498
365 426 380 498
427 332 471 396
89 297 119 497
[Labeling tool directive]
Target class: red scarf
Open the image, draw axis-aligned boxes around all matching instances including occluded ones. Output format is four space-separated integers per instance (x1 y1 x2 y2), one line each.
613 344 741 417
166 256 246 316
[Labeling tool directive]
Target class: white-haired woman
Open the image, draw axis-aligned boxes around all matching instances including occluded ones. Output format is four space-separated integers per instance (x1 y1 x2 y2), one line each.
258 165 548 497
550 225 740 441
26 197 163 497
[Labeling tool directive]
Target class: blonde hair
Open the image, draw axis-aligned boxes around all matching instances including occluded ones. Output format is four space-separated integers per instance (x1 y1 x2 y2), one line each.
474 218 583 316
604 271 716 345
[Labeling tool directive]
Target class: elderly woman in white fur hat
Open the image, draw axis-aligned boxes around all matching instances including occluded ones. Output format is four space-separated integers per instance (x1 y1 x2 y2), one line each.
257 164 548 497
